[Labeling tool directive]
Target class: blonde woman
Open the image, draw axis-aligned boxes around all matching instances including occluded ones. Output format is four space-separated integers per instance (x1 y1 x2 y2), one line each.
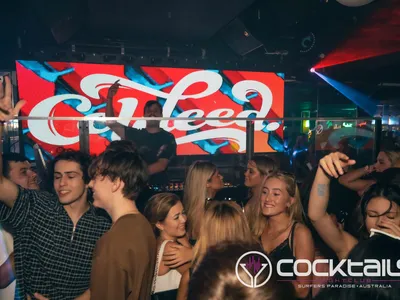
161 161 223 273
177 201 256 300
144 193 191 299
182 161 224 241
257 172 314 299
339 150 400 195
244 156 278 235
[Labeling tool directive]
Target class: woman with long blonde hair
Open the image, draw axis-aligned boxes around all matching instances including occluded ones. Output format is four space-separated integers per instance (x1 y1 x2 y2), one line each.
339 150 400 195
182 161 224 241
244 156 278 235
257 171 314 299
161 162 223 278
177 201 255 300
192 201 255 269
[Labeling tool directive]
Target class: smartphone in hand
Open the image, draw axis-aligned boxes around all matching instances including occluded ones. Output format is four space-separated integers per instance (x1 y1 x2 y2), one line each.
370 228 400 240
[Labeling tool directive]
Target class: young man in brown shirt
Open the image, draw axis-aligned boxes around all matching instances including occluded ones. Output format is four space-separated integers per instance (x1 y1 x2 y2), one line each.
88 141 156 300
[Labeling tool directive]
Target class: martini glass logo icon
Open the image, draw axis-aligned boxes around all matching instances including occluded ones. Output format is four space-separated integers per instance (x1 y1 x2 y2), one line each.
235 251 273 288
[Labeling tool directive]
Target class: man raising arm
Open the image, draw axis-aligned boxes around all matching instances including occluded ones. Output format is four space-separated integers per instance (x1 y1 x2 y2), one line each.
105 81 176 185
0 76 111 299
0 153 40 298
0 77 24 207
105 80 125 139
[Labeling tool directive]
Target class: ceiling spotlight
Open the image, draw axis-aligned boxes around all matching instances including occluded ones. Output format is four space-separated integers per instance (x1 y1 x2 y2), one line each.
310 68 316 73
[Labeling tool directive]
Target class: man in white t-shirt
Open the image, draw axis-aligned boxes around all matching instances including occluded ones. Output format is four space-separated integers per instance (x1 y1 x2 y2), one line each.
0 153 39 299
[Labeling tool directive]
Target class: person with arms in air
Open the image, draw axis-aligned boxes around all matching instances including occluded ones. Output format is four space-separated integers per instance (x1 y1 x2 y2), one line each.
0 76 111 300
0 153 39 299
309 152 400 261
105 81 177 185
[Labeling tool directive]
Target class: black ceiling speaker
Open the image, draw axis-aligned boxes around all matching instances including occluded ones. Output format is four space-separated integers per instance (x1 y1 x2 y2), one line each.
219 18 263 56
50 15 84 44
29 0 86 44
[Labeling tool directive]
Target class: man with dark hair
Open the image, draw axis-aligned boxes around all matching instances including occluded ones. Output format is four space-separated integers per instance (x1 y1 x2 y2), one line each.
2 153 39 190
88 141 156 299
0 153 39 299
106 81 177 185
0 76 111 299
104 140 139 153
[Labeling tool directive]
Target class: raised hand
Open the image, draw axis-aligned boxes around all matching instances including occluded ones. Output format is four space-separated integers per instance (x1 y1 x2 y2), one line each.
0 76 25 122
319 152 356 178
107 80 120 99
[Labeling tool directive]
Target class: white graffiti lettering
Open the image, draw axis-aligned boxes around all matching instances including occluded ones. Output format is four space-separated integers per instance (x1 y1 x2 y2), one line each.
28 70 280 150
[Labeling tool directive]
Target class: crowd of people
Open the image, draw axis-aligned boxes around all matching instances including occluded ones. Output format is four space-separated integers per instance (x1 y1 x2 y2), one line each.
0 76 400 300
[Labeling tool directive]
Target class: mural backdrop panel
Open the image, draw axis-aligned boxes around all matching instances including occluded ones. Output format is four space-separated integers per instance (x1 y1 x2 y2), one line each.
16 61 284 156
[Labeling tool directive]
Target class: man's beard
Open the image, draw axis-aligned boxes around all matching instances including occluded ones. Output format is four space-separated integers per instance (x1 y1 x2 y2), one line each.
146 120 160 128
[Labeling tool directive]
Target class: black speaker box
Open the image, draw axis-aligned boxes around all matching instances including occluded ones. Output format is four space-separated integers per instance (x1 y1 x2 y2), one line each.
219 18 263 56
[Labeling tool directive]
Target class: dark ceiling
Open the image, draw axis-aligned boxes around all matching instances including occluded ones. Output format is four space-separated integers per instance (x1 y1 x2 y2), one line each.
87 0 257 42
1 0 400 105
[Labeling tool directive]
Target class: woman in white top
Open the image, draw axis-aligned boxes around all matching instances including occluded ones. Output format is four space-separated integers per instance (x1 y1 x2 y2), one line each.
144 193 192 299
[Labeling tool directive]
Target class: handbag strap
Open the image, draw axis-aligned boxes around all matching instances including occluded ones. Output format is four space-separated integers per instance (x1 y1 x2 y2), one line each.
152 240 173 294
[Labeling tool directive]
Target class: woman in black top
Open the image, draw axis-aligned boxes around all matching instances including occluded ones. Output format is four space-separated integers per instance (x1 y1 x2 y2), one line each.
255 171 314 299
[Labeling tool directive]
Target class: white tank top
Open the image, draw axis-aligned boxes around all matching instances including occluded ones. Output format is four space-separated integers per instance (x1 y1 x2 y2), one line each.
0 226 15 300
152 240 182 294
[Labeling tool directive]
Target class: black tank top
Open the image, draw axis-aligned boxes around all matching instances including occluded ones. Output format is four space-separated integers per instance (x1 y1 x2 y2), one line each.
262 222 312 300
266 222 297 280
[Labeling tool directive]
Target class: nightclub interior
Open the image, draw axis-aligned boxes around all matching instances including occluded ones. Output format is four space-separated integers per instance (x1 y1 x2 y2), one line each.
0 0 400 299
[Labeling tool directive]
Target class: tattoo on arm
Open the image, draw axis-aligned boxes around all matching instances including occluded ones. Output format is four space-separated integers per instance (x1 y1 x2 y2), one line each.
317 184 327 197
